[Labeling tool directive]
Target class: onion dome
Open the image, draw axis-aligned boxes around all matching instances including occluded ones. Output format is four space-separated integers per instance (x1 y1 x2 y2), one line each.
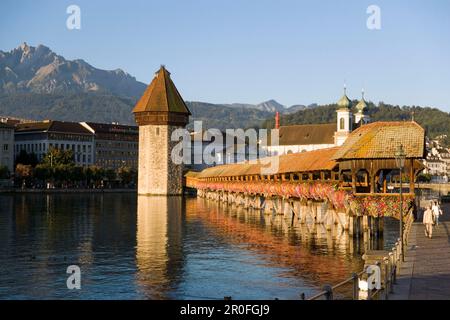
337 86 351 109
355 90 368 113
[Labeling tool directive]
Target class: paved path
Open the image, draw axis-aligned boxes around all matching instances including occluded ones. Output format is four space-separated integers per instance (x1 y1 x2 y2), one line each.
391 206 450 300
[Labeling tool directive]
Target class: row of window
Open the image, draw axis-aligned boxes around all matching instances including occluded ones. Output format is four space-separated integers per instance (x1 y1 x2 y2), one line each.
48 133 92 142
97 150 137 157
96 159 137 168
96 142 138 149
0 130 13 140
15 143 93 154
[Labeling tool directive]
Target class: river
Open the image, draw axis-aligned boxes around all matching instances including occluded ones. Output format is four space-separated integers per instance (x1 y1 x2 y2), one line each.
0 193 408 300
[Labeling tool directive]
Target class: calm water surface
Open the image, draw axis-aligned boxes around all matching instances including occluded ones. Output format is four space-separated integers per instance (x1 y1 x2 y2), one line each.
0 193 401 300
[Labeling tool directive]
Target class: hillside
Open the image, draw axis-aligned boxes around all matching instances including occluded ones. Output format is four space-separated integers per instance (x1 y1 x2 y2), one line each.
263 101 450 143
0 93 273 129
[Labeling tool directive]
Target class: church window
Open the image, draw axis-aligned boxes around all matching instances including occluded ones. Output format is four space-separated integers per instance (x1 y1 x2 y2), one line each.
339 117 345 130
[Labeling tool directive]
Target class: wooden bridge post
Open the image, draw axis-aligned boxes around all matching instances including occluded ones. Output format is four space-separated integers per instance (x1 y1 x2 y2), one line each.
325 207 334 231
378 217 384 235
263 197 273 215
276 197 284 215
348 215 354 236
314 202 322 224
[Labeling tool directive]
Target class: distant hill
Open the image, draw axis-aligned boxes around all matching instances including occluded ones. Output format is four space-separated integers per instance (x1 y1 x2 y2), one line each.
2 43 449 140
0 93 273 129
0 43 146 97
0 43 289 129
263 101 450 144
223 99 286 113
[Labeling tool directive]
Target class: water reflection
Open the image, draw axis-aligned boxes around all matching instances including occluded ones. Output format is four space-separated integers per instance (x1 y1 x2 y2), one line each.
136 196 184 299
0 192 416 300
187 199 363 298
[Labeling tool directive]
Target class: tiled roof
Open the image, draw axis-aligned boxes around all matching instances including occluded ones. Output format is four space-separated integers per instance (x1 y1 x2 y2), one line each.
332 121 425 160
133 66 191 115
15 121 92 135
275 123 336 146
84 122 138 134
0 122 14 129
195 147 339 178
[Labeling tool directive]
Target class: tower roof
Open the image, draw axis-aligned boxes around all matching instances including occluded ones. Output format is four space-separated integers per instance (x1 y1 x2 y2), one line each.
337 87 351 109
133 65 191 115
355 90 367 112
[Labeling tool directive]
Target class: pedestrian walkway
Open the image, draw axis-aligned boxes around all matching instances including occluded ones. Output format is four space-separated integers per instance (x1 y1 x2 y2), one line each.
391 208 450 300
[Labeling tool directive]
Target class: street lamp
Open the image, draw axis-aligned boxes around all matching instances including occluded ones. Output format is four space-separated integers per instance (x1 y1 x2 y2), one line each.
395 144 406 262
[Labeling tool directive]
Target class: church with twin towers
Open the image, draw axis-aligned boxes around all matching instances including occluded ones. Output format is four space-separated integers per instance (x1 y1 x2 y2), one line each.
133 65 371 195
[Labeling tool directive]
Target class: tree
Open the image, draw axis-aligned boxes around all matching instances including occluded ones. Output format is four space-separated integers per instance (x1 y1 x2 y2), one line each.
34 164 52 182
0 165 9 179
15 164 32 188
118 166 136 185
84 165 105 187
15 150 38 167
42 147 75 167
105 169 116 182
417 173 432 183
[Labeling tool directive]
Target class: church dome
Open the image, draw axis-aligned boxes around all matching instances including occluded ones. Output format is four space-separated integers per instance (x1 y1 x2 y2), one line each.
337 93 351 109
355 90 368 112
355 99 367 112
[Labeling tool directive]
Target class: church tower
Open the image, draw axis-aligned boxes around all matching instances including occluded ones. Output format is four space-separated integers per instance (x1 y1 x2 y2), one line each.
334 86 352 146
355 89 370 125
133 66 191 195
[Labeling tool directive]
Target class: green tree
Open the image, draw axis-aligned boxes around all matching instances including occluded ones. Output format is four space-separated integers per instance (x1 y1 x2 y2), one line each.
118 166 136 185
84 165 105 186
34 164 52 182
105 169 116 181
0 165 9 179
42 147 75 167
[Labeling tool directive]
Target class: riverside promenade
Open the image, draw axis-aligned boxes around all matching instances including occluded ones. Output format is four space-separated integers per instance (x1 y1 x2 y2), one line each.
391 204 450 300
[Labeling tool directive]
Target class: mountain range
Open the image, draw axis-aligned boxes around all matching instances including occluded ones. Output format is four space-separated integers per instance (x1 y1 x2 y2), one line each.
0 43 147 97
0 43 316 128
1 43 449 143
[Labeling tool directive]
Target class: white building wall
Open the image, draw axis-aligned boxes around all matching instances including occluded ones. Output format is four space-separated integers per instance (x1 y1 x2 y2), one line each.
0 127 14 172
14 139 95 167
266 143 335 156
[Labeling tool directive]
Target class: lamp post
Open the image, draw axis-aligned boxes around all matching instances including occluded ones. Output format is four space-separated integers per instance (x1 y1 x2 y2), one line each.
395 144 406 262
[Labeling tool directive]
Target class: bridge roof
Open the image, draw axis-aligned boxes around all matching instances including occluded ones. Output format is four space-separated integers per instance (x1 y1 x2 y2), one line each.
332 121 425 160
195 147 339 178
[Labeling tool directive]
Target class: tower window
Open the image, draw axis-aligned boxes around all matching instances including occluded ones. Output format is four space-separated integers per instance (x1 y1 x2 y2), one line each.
156 127 160 135
339 117 345 130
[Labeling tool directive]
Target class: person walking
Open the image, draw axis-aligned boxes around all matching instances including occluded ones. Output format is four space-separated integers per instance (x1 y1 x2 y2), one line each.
423 204 434 239
432 201 442 227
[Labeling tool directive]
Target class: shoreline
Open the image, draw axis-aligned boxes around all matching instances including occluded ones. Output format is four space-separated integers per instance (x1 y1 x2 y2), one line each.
0 188 137 194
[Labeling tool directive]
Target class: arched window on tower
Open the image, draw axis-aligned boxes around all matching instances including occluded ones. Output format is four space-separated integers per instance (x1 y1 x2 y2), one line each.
339 117 345 130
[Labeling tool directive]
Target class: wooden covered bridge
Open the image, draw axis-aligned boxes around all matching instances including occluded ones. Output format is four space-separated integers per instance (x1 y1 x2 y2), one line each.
185 121 425 239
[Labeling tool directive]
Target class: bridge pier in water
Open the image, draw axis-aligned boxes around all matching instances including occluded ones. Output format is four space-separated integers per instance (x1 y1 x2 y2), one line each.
196 189 389 253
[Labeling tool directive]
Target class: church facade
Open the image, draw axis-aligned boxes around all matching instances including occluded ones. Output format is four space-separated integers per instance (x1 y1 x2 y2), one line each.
266 89 370 156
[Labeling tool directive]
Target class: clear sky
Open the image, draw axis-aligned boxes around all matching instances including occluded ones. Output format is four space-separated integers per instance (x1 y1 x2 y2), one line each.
1 0 450 110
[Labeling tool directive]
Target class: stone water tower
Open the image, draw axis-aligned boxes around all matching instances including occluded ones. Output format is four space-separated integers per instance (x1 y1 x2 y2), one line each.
133 66 191 195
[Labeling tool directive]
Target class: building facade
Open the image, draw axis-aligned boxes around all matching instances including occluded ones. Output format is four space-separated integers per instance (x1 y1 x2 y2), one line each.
266 88 370 156
0 122 15 172
15 120 95 166
81 122 138 170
